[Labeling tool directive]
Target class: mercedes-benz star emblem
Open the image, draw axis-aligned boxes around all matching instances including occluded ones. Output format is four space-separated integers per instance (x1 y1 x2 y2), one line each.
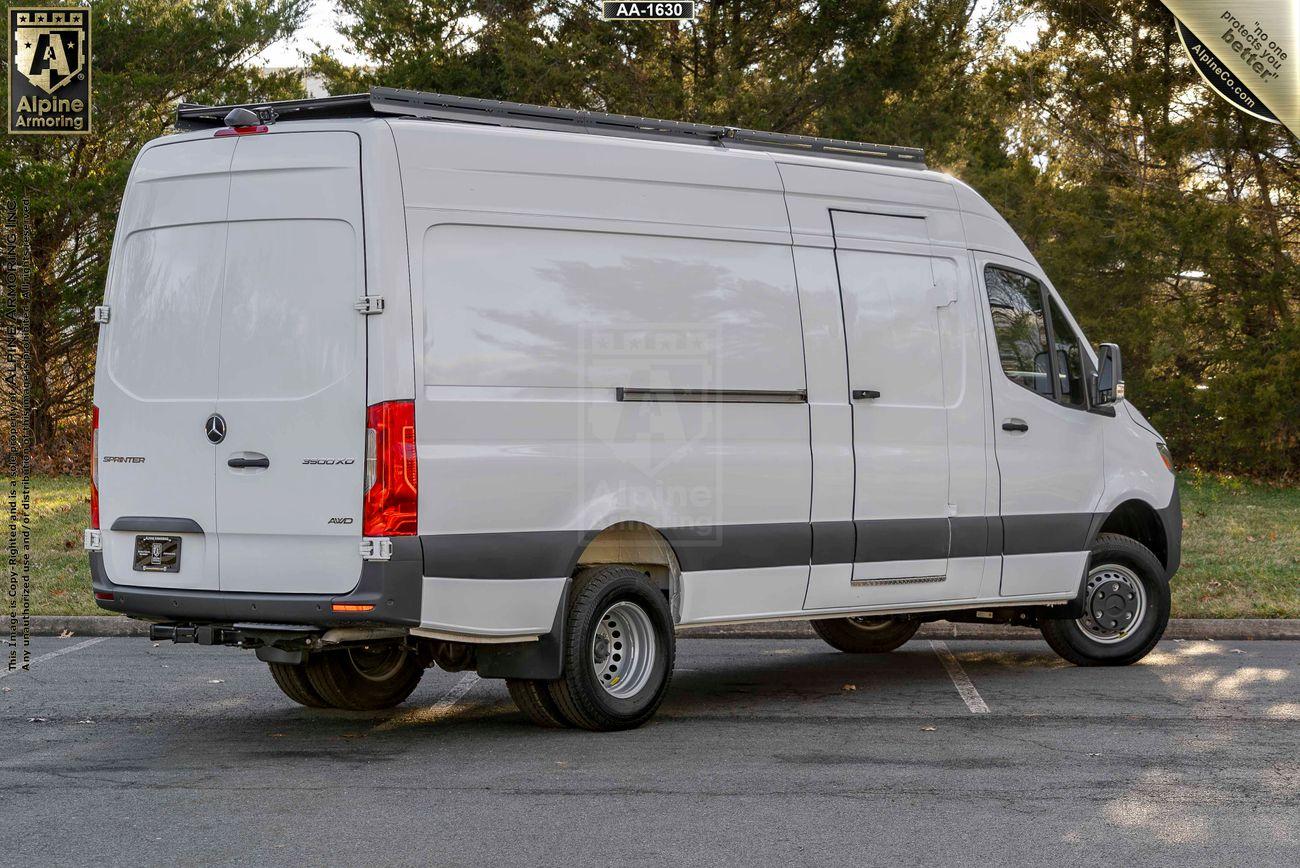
205 413 227 444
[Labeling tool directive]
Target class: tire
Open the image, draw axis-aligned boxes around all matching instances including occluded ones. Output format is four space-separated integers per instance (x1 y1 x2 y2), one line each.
267 661 331 708
1041 533 1170 666
544 566 675 732
304 643 426 710
810 616 921 653
507 678 572 728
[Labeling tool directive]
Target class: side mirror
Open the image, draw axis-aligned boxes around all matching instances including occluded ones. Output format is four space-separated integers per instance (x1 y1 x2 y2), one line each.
1032 350 1054 396
1095 342 1123 404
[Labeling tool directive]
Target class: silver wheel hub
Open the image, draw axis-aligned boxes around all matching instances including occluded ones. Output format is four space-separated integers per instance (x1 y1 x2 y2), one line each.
1076 564 1147 644
591 600 656 699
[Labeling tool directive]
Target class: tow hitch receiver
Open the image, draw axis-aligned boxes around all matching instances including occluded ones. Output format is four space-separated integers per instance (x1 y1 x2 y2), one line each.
150 622 318 665
145 622 408 667
148 623 240 645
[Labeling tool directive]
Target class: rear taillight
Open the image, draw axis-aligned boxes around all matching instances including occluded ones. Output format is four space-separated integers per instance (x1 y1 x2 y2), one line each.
90 406 100 529
362 400 417 536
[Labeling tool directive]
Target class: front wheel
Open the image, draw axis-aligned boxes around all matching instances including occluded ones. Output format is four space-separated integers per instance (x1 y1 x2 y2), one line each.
543 566 675 731
1040 533 1170 666
811 616 920 653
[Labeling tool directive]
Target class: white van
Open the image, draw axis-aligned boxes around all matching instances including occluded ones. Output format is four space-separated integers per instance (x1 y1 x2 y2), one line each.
88 89 1180 730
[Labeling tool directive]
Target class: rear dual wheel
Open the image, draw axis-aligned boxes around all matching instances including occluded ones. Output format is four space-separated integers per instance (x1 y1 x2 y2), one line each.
268 644 425 710
508 565 675 731
268 661 331 708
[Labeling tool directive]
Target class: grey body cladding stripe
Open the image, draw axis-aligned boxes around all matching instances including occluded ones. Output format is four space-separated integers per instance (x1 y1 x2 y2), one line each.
422 513 1103 579
1002 512 1094 556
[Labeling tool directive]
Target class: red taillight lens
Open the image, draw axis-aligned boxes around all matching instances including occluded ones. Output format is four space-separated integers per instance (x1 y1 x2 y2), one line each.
362 400 417 536
90 405 100 530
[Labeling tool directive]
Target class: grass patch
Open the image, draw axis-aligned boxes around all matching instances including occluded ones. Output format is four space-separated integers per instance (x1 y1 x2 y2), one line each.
1175 472 1300 618
12 473 1300 619
19 475 101 617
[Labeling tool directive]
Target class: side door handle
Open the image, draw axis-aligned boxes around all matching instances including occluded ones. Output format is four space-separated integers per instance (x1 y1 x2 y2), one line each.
228 454 270 469
852 389 881 400
1001 419 1029 432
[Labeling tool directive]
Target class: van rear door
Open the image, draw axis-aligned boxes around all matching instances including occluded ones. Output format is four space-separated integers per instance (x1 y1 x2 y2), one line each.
96 138 236 591
212 132 367 595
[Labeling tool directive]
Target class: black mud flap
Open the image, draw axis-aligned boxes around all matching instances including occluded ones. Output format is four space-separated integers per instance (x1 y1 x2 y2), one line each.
474 579 571 680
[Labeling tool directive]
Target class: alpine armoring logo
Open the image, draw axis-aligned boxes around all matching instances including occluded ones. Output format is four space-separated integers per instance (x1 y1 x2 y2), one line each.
7 7 91 134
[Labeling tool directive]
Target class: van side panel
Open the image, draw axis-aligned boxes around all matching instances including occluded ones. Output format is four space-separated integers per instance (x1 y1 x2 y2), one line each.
778 161 965 247
394 122 811 632
777 160 993 610
790 246 855 605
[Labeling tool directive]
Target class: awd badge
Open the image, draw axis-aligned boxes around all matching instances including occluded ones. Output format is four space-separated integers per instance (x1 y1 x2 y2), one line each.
8 6 91 135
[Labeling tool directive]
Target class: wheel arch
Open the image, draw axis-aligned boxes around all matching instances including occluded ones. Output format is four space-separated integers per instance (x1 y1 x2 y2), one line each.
1090 499 1169 570
571 521 683 621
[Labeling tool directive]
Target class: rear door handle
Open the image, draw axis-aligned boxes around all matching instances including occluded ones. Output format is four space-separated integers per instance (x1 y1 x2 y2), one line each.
1001 419 1029 432
852 389 882 400
228 455 270 469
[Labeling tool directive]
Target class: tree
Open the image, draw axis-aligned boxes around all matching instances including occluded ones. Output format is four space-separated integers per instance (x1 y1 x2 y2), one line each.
1 0 308 467
312 0 986 152
973 0 1300 476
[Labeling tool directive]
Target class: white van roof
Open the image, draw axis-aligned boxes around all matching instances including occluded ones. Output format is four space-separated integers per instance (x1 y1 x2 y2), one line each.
177 87 927 170
171 87 1034 263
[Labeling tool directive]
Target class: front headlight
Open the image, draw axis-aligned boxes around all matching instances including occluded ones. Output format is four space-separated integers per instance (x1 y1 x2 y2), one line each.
1156 442 1174 473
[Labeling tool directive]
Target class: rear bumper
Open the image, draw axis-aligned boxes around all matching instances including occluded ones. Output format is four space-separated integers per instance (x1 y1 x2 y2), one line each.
90 537 423 627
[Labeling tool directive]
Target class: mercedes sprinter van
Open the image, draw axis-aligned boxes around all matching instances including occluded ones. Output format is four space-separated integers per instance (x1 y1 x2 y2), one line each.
87 89 1180 730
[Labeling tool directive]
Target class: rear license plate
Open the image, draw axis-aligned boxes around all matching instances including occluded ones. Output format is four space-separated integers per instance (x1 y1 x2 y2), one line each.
133 535 181 573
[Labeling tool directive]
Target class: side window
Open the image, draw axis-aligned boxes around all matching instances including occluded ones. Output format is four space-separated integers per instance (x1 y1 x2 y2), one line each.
984 266 1052 398
1048 298 1087 407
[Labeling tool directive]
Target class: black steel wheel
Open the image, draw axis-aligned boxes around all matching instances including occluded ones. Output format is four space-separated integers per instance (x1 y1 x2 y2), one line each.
1041 533 1170 666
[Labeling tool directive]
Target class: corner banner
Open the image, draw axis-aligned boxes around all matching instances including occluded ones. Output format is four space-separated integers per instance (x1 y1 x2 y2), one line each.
1162 1 1297 135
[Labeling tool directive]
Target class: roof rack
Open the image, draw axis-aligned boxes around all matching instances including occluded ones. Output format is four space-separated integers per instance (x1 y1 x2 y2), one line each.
177 86 926 169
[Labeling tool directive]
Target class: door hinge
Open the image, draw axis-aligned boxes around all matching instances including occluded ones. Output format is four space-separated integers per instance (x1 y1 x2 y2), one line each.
360 537 393 562
354 295 385 315
92 305 111 324
83 529 103 551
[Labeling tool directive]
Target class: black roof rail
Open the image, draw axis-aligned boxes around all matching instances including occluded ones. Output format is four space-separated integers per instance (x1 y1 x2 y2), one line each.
176 86 926 169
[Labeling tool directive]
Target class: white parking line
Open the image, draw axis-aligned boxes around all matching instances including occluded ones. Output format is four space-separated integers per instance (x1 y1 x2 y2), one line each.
429 671 481 713
930 639 990 714
1 637 108 680
375 671 481 731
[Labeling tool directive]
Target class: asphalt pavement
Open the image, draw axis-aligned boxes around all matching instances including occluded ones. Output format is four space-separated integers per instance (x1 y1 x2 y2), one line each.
2 635 1297 866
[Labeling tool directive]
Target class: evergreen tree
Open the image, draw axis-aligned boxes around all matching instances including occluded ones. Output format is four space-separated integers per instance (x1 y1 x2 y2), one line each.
1 0 308 465
973 0 1299 476
313 0 984 154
